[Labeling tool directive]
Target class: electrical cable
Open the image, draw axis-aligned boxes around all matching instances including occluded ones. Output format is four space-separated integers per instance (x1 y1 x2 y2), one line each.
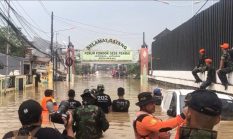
194 0 209 16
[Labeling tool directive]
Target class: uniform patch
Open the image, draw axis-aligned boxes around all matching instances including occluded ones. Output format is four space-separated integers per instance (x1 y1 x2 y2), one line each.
150 119 157 125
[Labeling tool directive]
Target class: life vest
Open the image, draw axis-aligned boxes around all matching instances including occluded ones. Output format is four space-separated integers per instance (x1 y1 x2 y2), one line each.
41 97 58 111
133 111 170 139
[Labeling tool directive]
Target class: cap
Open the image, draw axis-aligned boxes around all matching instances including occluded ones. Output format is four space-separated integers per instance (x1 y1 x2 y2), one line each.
220 43 229 49
186 90 222 116
81 89 96 99
136 92 156 106
18 99 42 125
199 49 205 54
205 58 212 64
153 88 162 96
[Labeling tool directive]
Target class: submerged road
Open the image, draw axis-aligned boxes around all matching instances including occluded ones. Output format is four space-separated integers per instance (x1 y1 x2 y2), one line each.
0 72 232 139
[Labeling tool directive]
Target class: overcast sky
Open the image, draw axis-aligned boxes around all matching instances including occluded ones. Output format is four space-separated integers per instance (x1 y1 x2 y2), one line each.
1 0 218 51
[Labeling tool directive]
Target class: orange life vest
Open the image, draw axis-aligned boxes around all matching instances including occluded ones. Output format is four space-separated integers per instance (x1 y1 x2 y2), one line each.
41 97 58 111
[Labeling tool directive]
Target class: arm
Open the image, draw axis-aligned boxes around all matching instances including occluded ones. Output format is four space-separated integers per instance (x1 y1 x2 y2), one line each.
141 115 185 132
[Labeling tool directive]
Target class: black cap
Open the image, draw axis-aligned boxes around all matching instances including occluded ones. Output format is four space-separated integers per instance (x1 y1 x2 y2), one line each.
136 92 156 106
18 99 42 125
186 90 222 116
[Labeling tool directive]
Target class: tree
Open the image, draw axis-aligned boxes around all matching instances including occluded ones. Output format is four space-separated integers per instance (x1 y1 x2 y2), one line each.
0 26 28 57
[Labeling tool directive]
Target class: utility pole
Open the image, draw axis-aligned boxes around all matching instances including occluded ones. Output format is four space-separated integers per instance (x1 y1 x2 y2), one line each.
50 12 54 91
68 36 71 90
4 0 10 94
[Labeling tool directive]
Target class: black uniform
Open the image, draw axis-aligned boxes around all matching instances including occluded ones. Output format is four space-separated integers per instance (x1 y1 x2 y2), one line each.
112 99 130 112
67 98 81 109
192 54 207 82
200 66 216 89
3 127 72 139
218 51 233 87
96 93 112 113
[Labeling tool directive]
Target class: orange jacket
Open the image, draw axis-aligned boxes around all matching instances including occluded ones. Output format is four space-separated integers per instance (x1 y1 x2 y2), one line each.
134 111 185 139
41 96 58 111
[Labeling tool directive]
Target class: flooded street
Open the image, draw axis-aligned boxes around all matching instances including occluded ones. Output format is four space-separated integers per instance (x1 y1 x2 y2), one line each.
0 74 233 139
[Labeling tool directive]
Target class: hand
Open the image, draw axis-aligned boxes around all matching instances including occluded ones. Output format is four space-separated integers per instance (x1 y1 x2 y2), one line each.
62 111 73 129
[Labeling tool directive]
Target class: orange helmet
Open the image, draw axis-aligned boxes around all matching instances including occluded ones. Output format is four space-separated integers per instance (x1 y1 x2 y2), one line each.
220 43 229 49
205 58 212 64
199 48 205 54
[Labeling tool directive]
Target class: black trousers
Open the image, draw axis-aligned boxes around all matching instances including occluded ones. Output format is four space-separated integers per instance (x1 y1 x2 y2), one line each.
200 80 212 89
192 66 206 81
217 67 233 85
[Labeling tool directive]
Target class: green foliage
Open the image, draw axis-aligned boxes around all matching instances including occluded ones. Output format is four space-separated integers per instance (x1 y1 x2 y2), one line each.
0 26 27 57
126 63 140 75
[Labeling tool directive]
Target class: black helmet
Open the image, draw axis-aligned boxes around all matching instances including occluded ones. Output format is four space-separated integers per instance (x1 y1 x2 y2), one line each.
97 84 104 92
81 89 96 100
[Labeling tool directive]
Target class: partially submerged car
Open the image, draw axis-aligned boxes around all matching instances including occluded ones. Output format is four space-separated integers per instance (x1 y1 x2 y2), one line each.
161 89 233 120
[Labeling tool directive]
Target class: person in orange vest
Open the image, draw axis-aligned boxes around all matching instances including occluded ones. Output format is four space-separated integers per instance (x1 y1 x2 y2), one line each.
41 89 58 112
176 90 222 139
133 92 186 139
192 48 207 83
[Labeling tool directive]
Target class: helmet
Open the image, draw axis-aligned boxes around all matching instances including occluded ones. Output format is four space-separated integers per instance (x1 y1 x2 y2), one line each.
81 89 96 100
97 84 105 92
153 88 162 96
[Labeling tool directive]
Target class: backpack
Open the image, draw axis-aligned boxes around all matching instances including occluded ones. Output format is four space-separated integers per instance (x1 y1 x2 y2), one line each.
8 126 40 139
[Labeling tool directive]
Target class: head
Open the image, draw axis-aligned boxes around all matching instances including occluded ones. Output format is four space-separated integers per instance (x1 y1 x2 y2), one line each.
220 43 229 52
186 90 222 130
153 88 162 96
18 99 42 126
205 58 212 67
136 92 156 114
68 89 75 98
199 48 205 56
44 89 54 97
117 87 125 97
81 89 97 105
97 84 105 93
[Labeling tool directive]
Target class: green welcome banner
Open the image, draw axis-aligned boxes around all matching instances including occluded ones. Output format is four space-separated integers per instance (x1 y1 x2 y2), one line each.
81 50 133 62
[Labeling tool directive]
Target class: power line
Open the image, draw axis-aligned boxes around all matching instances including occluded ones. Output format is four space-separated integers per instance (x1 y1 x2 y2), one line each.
194 0 209 16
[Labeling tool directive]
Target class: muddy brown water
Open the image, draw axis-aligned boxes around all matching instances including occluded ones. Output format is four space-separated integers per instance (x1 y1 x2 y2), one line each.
0 74 232 139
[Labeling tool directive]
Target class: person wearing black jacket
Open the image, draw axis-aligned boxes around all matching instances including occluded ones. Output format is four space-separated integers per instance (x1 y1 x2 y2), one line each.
192 48 207 83
3 99 74 139
200 59 216 89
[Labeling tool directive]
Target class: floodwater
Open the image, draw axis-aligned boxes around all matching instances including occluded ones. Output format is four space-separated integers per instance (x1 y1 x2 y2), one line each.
0 73 233 139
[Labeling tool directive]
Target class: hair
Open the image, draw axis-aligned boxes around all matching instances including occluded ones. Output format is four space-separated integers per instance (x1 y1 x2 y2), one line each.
187 107 220 129
68 89 75 98
117 87 125 96
44 89 53 97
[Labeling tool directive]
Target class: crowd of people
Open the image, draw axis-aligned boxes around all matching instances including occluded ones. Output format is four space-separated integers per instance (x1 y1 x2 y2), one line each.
2 85 223 139
192 42 233 90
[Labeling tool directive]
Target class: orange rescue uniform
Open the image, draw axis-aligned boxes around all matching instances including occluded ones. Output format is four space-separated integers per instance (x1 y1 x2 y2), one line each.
134 111 185 139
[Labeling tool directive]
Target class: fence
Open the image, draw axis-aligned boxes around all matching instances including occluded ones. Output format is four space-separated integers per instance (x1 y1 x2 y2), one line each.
152 0 233 70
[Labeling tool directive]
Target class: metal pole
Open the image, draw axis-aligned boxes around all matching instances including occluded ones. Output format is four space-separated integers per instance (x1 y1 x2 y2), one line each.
50 12 54 91
68 36 70 90
4 0 10 95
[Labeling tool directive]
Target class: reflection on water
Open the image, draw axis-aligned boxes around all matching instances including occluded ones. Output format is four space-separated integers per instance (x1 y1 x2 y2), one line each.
0 75 233 139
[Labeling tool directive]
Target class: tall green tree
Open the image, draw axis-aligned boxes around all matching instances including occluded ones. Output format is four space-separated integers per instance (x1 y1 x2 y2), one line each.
0 26 28 57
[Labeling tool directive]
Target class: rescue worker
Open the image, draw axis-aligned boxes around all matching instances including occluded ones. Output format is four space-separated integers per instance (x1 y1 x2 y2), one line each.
177 89 222 139
152 88 163 105
112 87 130 112
200 58 216 89
192 48 207 83
134 92 186 139
217 43 233 90
3 99 74 139
67 89 81 110
95 84 112 113
41 89 58 113
73 89 109 139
